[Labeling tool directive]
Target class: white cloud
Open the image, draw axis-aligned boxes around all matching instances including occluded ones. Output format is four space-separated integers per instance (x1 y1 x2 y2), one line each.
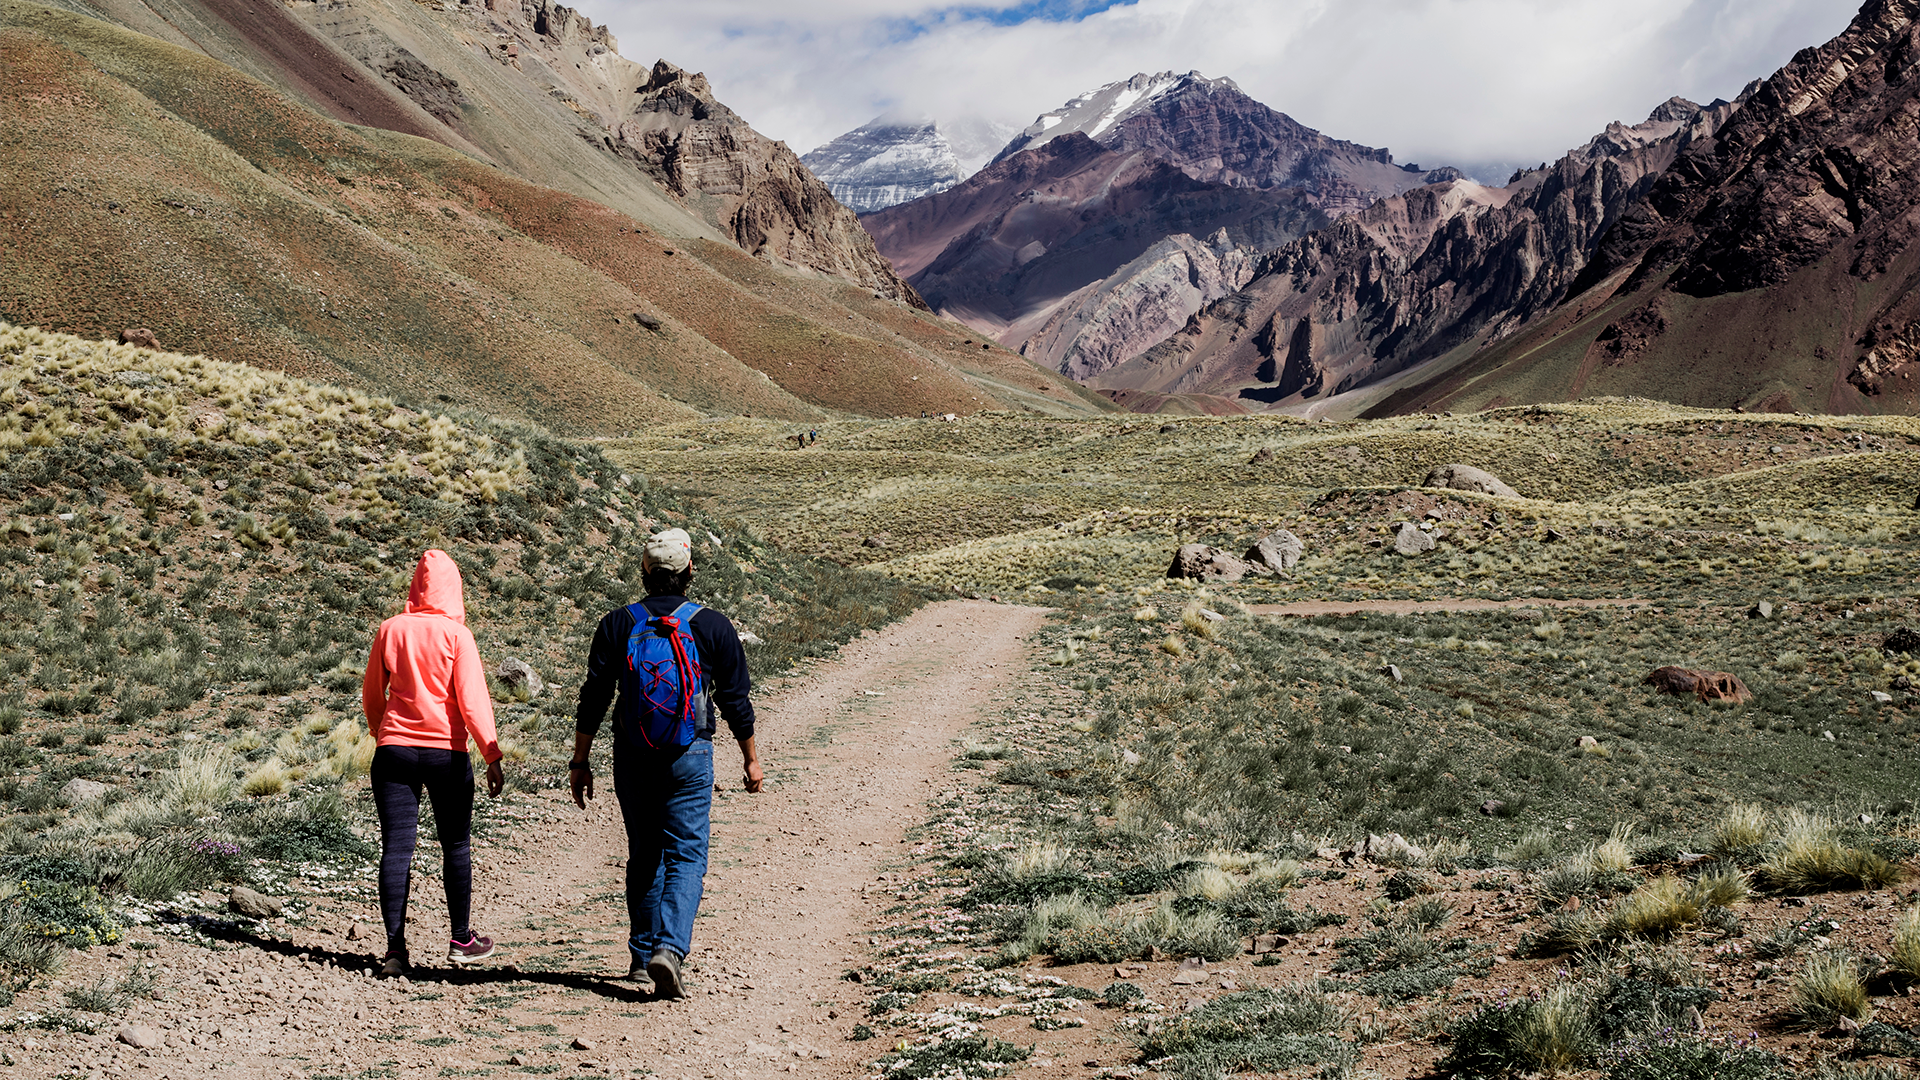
580 0 1858 170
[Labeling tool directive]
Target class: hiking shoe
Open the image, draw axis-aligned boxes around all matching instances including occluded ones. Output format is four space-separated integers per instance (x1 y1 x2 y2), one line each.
379 949 409 977
625 955 656 993
646 948 684 999
447 933 495 965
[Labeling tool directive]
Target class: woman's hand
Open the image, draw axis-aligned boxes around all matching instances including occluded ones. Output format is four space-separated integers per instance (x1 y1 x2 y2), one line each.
486 759 505 798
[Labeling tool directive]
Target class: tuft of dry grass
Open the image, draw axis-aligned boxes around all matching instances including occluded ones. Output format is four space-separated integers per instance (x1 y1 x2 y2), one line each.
1712 803 1771 855
1891 906 1920 983
241 758 292 798
1791 951 1873 1026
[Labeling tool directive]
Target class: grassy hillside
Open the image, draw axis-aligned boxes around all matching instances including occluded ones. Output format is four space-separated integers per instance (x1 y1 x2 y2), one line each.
613 403 1920 594
0 2 1104 433
0 323 929 998
646 401 1920 1078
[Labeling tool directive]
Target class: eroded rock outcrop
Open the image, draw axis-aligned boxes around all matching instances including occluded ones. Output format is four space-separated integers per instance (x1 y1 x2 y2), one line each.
618 62 920 304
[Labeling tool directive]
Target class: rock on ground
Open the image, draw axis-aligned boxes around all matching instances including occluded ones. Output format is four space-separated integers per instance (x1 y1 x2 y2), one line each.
1244 529 1304 576
60 778 109 805
1644 666 1752 703
1423 463 1520 498
1167 543 1250 582
1393 523 1435 556
498 657 544 699
229 886 284 919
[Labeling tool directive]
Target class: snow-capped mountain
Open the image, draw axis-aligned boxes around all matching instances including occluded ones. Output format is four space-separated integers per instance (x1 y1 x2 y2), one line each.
803 115 1019 214
991 70 1208 162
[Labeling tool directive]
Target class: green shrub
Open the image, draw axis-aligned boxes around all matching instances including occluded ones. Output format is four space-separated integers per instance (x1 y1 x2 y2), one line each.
1441 984 1594 1078
1134 986 1353 1079
1602 1032 1779 1080
871 1036 1030 1079
1048 922 1149 965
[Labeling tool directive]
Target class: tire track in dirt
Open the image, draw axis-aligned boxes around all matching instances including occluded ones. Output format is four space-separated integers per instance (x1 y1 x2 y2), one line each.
11 600 1050 1079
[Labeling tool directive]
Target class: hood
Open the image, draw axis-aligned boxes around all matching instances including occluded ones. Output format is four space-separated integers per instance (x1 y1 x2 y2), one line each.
404 549 466 623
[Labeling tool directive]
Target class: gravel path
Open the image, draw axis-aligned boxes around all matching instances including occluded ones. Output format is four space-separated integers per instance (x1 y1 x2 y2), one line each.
12 600 1050 1080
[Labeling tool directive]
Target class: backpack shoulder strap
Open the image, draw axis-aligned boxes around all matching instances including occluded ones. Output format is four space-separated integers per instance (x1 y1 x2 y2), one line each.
669 601 703 626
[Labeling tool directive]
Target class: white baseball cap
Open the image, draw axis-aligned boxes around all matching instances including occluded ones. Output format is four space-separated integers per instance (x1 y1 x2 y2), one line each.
642 527 693 572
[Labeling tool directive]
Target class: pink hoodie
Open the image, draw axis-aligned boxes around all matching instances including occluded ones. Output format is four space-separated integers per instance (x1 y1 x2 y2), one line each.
362 550 502 763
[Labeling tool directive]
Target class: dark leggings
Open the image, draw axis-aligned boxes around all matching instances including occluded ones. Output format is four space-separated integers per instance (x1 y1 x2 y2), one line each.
371 745 474 953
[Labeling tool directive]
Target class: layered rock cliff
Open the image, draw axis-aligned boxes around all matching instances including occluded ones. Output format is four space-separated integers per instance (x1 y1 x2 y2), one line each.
617 61 921 303
1093 96 1737 405
1372 0 1920 417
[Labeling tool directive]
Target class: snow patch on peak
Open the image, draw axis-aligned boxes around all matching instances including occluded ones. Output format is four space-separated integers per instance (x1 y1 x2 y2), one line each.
803 115 1019 213
995 71 1239 161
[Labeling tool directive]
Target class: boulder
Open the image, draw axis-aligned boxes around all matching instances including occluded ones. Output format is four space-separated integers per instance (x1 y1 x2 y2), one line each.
1248 447 1274 465
1380 664 1403 684
1885 627 1920 656
1479 799 1506 816
1423 463 1520 498
1747 601 1774 620
497 657 544 700
631 311 663 331
1576 735 1600 749
116 1025 163 1049
59 778 109 805
1872 691 1895 705
1644 666 1752 703
1167 544 1249 582
1244 530 1305 576
229 885 284 920
1393 523 1435 556
1359 832 1426 864
118 328 160 350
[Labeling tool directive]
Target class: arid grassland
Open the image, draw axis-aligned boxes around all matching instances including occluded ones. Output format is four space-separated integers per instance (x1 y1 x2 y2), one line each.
6 321 1920 1078
614 407 1920 1078
0 323 925 1026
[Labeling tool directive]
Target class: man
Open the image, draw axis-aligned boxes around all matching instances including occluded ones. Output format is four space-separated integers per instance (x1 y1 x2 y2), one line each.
571 528 764 997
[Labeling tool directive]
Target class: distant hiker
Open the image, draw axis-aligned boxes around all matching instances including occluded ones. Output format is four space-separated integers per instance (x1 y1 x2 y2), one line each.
571 527 762 997
361 549 505 977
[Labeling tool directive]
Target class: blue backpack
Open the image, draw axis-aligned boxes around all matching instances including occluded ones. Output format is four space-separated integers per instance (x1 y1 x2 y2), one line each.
617 601 706 748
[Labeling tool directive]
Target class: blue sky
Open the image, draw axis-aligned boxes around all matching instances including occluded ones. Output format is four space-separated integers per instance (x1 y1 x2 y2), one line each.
582 0 1858 175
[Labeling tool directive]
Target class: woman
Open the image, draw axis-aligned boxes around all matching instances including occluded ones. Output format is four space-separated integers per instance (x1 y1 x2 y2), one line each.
362 549 506 976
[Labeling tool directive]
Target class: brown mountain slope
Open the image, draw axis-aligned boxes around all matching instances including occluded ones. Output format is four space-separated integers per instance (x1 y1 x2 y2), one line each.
866 72 1461 388
861 134 1327 357
0 2 1100 429
1096 98 1735 414
1374 0 1920 417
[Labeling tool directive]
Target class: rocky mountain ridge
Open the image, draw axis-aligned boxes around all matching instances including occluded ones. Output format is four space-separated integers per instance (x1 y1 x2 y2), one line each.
1092 96 1739 408
864 71 1454 380
1371 0 1920 416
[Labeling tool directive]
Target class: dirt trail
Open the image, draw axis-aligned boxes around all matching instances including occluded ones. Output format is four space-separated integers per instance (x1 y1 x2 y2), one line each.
1247 596 1659 617
17 600 1050 1079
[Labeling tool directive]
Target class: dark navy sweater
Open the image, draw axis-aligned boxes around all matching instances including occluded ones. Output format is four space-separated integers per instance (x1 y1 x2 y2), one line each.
574 595 755 742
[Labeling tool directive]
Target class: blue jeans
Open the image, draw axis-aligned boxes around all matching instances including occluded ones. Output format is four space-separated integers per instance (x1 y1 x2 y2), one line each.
612 738 713 961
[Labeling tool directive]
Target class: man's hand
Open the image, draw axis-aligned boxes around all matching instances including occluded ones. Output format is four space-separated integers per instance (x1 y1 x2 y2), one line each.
485 759 505 799
738 735 763 794
571 764 594 809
